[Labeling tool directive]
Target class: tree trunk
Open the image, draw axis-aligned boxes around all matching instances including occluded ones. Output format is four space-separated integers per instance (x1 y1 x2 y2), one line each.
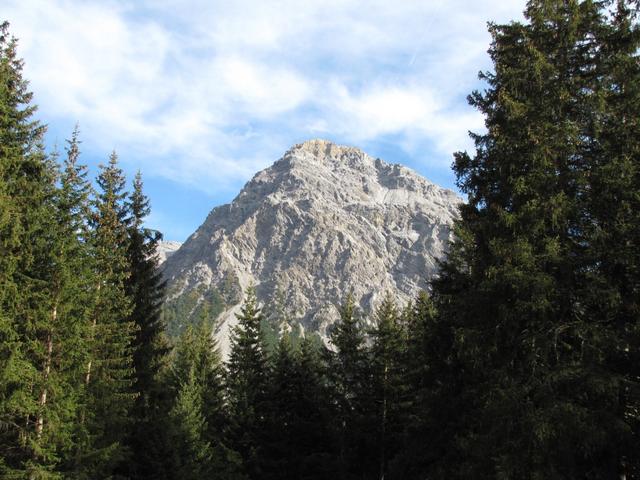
35 303 56 440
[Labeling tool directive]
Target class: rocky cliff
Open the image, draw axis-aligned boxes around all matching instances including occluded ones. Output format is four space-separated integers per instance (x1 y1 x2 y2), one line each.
162 139 462 354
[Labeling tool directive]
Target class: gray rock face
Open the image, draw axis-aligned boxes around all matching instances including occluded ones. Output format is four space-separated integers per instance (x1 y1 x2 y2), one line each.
162 139 462 355
156 241 182 265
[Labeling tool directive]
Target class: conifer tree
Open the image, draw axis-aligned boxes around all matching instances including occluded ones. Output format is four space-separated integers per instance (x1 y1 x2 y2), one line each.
226 287 268 478
27 129 94 478
295 337 337 478
389 291 460 479
121 171 171 479
579 2 640 474
327 293 369 478
261 330 297 479
167 367 213 480
75 152 136 477
0 21 82 478
431 1 640 477
262 333 336 480
368 296 405 480
0 22 40 475
163 321 242 479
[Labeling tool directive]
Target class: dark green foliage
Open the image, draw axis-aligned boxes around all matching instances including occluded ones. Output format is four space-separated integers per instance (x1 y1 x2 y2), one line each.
163 283 226 337
166 322 245 480
261 334 337 480
1 4 639 478
74 153 136 478
327 293 371 479
0 21 88 478
226 287 269 478
30 129 94 479
168 367 214 480
389 291 461 479
0 19 45 476
120 171 172 479
368 296 407 480
428 1 640 477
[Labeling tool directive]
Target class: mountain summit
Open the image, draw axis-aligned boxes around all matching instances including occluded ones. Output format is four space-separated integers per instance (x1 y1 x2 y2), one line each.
162 139 461 354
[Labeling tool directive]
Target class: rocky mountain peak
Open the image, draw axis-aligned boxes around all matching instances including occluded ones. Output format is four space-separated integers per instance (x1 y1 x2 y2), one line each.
156 240 182 265
162 140 462 356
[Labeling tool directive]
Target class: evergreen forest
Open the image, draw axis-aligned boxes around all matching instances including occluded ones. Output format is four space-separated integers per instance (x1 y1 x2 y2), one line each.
1 1 639 478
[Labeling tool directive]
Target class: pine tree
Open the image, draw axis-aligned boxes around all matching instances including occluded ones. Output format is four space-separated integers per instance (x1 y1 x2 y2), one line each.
0 22 86 478
327 293 369 478
163 321 242 479
121 171 171 479
167 367 213 480
75 152 136 478
261 332 337 480
0 21 41 475
579 2 640 475
368 296 405 480
389 291 460 479
25 129 95 478
295 338 338 478
41 127 95 478
261 331 297 479
431 1 640 477
226 287 268 478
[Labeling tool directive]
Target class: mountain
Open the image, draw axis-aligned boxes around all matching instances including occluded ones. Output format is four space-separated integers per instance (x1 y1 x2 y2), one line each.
157 240 182 264
162 139 462 354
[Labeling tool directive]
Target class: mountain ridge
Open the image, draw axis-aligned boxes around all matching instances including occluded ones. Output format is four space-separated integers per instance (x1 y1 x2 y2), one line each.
162 139 462 355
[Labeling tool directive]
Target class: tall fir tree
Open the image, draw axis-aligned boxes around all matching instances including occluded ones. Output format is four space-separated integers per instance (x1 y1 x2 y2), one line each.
167 366 213 480
261 331 336 480
580 2 640 475
389 291 460 479
327 293 370 479
47 127 94 477
121 171 171 479
431 1 640 477
368 295 406 480
226 287 268 479
0 20 42 475
166 321 244 480
0 21 86 478
75 152 136 478
27 129 94 478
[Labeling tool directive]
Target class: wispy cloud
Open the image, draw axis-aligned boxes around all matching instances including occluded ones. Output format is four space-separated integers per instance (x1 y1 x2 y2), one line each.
4 0 525 193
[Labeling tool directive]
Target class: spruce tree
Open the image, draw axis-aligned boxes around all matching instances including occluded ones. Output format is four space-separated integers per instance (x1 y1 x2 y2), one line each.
294 338 337 478
262 333 336 480
27 129 94 478
431 1 640 477
327 293 369 478
226 287 268 479
389 291 460 479
0 22 85 478
580 2 640 475
166 321 244 480
122 171 171 479
261 330 297 479
167 367 213 480
75 152 135 478
44 127 95 476
0 21 42 475
368 296 405 480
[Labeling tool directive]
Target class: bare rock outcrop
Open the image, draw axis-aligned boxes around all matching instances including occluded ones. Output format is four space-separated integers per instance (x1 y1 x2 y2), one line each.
162 140 462 355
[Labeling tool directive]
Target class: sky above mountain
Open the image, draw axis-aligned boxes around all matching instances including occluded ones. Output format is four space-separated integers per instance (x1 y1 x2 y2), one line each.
5 0 525 240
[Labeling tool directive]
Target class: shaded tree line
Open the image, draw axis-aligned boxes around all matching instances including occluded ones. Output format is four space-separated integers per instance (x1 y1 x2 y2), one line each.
0 20 169 478
2 0 640 477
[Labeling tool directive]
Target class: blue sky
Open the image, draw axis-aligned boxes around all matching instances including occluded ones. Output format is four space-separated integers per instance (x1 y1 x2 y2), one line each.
5 0 525 241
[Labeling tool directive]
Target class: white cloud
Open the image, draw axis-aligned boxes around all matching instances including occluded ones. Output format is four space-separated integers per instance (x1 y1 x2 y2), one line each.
4 0 525 190
217 56 312 116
